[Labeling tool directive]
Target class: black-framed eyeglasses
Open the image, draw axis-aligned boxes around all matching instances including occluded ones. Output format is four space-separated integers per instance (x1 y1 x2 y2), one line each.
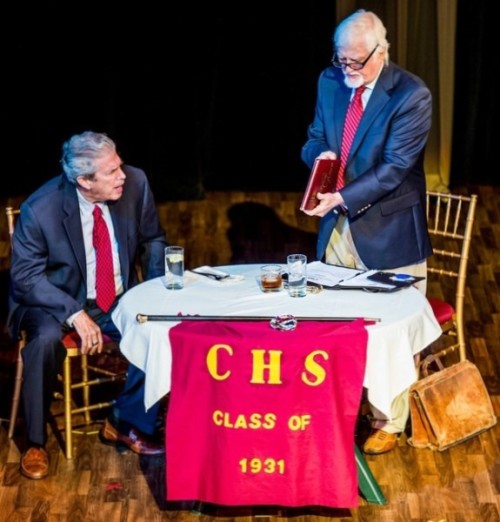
331 44 379 71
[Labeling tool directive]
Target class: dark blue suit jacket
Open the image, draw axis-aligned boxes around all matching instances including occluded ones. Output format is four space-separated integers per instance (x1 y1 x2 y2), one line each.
301 62 433 269
8 165 167 337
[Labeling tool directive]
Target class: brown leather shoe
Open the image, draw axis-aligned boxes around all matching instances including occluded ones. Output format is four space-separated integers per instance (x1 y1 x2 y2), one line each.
362 429 399 455
99 419 165 456
20 447 49 479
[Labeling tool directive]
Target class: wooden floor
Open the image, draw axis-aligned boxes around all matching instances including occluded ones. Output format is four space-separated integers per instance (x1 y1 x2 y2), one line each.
0 186 499 521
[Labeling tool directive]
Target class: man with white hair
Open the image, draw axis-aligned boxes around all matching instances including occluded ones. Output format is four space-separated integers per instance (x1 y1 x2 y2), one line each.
301 10 433 454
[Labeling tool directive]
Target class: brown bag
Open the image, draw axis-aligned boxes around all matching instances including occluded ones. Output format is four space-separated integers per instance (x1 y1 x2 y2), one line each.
408 357 497 451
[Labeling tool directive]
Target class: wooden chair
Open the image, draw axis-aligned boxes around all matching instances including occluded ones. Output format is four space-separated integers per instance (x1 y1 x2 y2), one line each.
424 191 478 364
6 206 127 459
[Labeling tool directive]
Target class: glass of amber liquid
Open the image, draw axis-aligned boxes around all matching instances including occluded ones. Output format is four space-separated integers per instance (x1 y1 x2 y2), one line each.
260 264 283 292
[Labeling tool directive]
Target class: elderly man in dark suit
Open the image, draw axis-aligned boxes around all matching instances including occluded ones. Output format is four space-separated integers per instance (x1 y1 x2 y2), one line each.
9 131 168 479
301 10 433 455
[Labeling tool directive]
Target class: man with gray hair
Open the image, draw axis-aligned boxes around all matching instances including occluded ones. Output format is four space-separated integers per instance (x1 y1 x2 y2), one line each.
9 131 168 479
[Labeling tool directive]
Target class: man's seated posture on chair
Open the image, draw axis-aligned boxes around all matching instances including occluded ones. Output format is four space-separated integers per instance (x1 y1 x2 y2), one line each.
8 131 169 479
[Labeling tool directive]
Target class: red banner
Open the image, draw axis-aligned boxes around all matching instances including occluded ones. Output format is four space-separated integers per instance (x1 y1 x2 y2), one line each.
166 319 368 508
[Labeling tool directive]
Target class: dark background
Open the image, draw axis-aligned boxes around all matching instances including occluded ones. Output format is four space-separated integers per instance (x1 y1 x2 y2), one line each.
4 1 497 202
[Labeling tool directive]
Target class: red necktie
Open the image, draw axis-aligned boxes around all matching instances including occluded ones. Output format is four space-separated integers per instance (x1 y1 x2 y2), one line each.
92 205 115 312
336 86 366 191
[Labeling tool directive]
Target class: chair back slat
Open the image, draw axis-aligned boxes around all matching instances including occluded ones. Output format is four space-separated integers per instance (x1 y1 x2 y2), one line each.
426 191 478 362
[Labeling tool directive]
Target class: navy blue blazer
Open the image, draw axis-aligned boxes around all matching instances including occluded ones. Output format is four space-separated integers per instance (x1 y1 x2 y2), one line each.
301 62 433 269
8 165 167 337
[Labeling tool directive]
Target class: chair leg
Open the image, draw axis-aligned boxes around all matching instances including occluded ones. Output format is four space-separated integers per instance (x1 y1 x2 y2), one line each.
81 354 92 425
8 332 123 460
62 355 73 459
8 342 24 439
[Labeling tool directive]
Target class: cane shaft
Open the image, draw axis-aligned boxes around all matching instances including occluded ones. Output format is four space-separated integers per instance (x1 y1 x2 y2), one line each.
136 313 380 324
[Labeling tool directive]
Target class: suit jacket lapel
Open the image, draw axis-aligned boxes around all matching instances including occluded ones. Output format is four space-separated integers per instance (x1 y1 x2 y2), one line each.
109 198 130 290
334 89 351 153
61 179 87 282
349 65 393 160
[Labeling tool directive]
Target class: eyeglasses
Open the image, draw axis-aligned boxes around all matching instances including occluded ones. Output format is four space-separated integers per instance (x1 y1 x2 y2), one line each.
331 44 379 71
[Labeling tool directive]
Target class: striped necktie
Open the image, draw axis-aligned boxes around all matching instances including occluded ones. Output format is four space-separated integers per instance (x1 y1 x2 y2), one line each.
336 86 366 191
92 205 115 312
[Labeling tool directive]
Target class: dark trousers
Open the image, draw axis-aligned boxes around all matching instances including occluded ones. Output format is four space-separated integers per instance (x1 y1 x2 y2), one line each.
20 301 160 446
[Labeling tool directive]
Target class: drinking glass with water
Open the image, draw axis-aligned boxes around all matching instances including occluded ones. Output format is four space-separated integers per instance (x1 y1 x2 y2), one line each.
287 254 307 297
165 246 184 290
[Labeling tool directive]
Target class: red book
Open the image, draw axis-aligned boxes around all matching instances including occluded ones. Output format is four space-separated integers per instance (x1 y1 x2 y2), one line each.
300 158 341 211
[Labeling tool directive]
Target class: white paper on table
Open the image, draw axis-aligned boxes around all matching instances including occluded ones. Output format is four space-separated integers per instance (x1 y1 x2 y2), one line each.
306 261 364 287
306 262 396 290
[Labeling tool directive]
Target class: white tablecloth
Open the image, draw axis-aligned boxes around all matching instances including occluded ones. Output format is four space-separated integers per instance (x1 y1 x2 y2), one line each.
112 264 441 415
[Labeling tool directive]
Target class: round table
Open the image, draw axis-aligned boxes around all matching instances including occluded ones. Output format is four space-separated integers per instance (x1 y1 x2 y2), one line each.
112 263 441 414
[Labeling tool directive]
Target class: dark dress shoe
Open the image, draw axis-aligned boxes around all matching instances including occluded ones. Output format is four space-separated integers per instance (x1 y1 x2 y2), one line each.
20 447 49 479
99 419 165 456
